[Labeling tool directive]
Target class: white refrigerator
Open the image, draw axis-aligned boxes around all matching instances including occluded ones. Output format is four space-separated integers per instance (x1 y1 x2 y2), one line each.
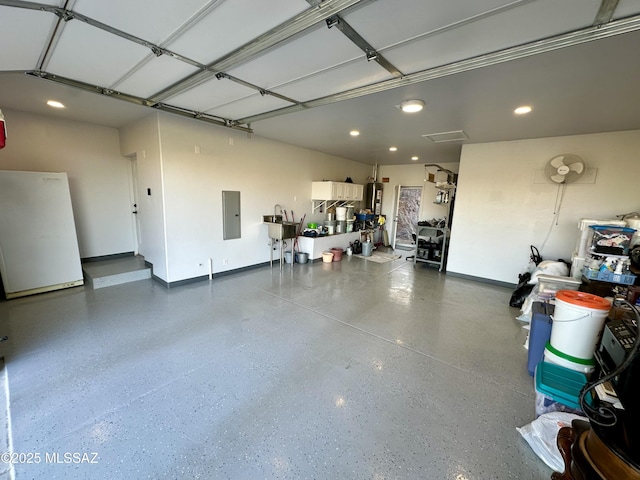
0 170 84 299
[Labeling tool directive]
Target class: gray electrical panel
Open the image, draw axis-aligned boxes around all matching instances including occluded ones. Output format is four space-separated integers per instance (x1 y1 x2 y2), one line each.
222 191 241 240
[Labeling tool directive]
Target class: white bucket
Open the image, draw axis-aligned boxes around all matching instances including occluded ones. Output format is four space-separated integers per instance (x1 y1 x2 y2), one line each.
544 344 595 375
336 207 347 221
549 290 610 362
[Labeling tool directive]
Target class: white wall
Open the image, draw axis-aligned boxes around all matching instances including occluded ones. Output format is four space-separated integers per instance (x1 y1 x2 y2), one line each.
378 162 460 234
122 112 371 283
119 114 169 280
0 109 135 258
447 130 640 284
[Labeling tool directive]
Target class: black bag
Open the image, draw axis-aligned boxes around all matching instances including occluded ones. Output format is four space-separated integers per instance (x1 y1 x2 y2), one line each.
352 240 362 255
508 245 542 308
509 271 534 308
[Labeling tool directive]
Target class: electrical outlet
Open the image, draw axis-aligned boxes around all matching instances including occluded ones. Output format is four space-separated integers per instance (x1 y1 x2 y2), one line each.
222 258 228 265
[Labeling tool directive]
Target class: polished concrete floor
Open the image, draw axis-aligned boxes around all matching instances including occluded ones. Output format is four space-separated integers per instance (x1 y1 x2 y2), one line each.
0 254 551 479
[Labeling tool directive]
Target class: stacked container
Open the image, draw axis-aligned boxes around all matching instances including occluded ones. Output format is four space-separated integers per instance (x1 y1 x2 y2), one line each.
325 220 336 234
544 290 611 374
534 361 588 417
570 219 626 279
581 224 637 285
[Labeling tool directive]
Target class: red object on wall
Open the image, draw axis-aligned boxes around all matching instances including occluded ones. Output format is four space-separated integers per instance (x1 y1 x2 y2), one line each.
0 109 6 149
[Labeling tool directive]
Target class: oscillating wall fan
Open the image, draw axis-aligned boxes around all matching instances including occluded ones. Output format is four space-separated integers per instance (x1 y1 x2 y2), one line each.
544 154 586 184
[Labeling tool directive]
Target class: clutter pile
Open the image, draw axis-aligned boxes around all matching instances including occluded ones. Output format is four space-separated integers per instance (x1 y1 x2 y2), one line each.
513 219 640 477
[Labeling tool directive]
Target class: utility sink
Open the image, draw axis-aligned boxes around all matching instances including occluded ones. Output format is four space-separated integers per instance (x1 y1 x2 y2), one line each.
262 215 282 223
263 217 298 239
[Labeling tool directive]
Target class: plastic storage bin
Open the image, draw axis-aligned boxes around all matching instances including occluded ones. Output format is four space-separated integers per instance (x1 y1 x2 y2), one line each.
534 361 588 417
589 225 636 255
536 274 582 293
575 219 627 258
582 267 636 285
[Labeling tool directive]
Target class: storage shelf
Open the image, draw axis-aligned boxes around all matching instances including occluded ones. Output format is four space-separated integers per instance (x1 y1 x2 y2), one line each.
413 225 449 272
311 199 356 213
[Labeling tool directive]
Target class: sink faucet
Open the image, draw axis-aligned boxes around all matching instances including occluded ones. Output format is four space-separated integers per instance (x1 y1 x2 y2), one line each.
274 204 282 216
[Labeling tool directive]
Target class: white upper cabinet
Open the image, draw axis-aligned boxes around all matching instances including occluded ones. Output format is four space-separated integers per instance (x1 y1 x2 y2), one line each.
352 184 363 201
312 181 363 201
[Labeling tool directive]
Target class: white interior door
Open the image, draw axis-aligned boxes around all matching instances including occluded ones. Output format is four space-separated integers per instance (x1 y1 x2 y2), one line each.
391 185 401 249
392 185 423 250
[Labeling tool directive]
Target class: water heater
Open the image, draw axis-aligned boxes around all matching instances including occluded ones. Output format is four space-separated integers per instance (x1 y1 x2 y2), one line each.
365 183 382 215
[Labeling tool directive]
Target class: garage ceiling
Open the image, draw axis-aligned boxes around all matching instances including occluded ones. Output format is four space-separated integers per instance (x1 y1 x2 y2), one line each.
1 0 640 165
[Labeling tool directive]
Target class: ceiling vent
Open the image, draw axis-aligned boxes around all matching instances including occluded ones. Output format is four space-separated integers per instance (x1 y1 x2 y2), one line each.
421 130 468 143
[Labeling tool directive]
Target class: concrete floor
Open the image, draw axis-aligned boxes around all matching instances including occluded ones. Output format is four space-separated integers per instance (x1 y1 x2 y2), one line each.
0 254 551 479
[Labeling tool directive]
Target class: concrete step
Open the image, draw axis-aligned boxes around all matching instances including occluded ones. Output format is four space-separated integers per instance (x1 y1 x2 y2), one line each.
82 255 151 289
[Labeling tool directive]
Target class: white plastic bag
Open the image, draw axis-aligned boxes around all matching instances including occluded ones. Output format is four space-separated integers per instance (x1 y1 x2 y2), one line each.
530 261 570 284
516 412 586 471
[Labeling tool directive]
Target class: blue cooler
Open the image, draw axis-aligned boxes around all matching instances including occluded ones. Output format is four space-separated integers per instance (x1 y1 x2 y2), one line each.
527 302 554 376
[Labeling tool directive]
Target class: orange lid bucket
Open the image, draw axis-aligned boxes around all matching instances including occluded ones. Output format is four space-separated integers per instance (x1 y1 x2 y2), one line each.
555 290 611 310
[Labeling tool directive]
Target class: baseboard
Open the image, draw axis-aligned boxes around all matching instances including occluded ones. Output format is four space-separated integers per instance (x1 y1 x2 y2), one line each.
446 271 516 289
156 261 275 289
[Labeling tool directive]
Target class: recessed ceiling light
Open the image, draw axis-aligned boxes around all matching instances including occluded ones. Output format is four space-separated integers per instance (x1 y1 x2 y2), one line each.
400 99 425 113
47 100 65 109
514 105 532 115
389 146 397 152
349 130 360 137
411 156 419 161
